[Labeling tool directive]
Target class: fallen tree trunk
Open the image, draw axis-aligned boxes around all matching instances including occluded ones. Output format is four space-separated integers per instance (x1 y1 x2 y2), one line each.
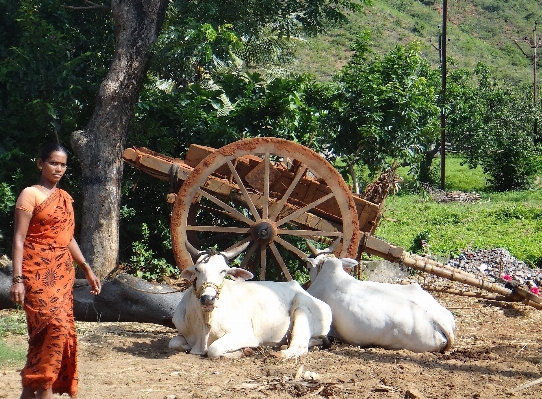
1 265 183 328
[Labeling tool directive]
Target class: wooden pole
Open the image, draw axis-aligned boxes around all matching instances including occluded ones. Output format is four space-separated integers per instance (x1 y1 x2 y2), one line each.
440 0 447 191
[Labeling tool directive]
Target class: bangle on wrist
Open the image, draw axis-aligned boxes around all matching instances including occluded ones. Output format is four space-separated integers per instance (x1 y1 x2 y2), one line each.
12 275 24 284
81 261 90 269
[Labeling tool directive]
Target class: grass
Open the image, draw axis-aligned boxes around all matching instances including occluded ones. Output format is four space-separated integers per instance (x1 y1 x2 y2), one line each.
375 156 542 268
0 310 27 368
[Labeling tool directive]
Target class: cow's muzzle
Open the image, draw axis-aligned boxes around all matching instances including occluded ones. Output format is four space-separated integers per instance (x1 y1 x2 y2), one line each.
199 295 216 311
194 281 223 311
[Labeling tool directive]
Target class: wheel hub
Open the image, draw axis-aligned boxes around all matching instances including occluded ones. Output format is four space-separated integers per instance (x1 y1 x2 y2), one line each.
251 220 276 244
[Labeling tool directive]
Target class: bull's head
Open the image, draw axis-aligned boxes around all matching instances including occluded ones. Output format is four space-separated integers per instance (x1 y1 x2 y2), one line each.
181 242 252 311
305 241 358 280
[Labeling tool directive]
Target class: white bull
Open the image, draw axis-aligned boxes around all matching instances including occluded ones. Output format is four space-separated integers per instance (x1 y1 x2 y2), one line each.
169 245 332 359
306 251 455 353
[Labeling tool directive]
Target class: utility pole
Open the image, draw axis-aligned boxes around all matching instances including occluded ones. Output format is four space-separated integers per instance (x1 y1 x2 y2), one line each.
439 0 448 190
431 1 448 190
514 22 542 140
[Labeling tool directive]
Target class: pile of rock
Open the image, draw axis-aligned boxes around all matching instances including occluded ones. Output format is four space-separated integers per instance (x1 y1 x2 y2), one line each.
362 248 541 293
445 248 541 291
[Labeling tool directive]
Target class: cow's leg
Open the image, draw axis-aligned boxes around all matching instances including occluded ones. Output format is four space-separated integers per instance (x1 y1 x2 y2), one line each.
279 295 314 358
188 326 210 356
207 333 259 358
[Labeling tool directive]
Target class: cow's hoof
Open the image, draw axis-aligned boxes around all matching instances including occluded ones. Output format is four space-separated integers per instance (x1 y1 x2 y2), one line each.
272 348 306 359
169 336 191 352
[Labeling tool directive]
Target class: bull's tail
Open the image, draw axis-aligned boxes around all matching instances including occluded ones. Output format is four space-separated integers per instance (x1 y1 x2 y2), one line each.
307 335 331 350
320 335 331 350
437 317 455 353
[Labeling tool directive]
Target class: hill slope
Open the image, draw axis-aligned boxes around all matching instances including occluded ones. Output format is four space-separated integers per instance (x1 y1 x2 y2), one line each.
295 0 541 86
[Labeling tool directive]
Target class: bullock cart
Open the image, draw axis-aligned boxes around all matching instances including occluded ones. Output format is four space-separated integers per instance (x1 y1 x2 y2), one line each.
123 137 542 309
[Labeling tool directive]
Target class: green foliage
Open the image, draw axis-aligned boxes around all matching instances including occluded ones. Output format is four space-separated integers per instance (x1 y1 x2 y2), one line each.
327 35 441 182
151 0 370 85
0 182 15 249
0 183 15 215
446 64 540 190
409 230 431 254
126 223 179 282
0 0 114 253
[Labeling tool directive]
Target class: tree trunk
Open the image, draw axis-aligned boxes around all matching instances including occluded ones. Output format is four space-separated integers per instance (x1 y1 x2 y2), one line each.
71 0 169 278
420 141 441 184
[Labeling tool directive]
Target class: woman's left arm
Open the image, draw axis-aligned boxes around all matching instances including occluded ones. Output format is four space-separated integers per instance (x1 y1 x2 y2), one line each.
68 238 101 295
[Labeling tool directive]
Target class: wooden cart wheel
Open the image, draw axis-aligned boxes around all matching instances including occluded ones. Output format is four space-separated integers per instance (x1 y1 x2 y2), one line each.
171 137 360 280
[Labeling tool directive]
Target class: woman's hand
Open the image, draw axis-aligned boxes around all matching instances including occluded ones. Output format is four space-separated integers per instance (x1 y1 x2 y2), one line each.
83 267 102 295
9 281 25 305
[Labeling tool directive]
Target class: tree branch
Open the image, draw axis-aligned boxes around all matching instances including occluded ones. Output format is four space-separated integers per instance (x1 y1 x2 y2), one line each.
63 0 110 10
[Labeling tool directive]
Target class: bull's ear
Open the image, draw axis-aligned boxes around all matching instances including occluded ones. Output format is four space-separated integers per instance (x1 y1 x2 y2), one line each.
340 258 358 268
181 266 197 282
227 267 254 281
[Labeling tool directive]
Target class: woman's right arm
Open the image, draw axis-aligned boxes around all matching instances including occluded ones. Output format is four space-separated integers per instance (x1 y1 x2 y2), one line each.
10 208 32 305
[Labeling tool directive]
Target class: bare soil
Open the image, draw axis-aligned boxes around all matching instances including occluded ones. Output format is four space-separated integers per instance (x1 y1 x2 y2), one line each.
2 292 542 399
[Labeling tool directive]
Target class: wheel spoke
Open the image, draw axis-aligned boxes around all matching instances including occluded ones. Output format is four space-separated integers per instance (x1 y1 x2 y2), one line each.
240 241 259 272
269 242 293 281
186 225 250 234
273 235 311 261
269 164 307 221
227 160 261 221
276 192 335 227
260 246 267 281
197 188 253 225
276 229 343 237
263 152 270 219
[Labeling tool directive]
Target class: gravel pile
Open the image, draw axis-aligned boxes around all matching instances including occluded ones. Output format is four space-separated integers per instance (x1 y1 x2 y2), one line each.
364 248 541 294
446 248 541 288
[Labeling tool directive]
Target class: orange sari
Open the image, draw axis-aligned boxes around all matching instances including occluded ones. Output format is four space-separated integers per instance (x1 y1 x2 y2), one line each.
20 189 78 397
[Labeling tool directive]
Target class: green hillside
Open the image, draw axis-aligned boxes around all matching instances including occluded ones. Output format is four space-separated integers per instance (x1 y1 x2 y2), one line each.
295 0 541 86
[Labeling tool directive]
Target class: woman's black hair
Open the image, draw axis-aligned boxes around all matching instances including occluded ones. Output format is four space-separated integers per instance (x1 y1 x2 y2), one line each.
39 142 68 161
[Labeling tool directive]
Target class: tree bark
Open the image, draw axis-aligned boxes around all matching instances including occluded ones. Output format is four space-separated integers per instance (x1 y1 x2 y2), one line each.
420 141 441 184
71 0 169 278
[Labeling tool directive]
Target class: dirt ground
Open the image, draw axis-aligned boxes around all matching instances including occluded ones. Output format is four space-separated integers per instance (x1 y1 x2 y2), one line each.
2 291 542 399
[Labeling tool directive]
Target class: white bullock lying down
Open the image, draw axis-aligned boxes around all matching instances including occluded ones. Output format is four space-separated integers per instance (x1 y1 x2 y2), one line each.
169 245 332 359
306 251 455 353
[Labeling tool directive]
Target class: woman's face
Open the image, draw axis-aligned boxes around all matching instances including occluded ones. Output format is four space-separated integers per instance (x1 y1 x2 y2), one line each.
38 150 68 184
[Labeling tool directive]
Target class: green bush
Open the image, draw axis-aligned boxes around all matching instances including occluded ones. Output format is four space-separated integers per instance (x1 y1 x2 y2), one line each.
126 223 180 282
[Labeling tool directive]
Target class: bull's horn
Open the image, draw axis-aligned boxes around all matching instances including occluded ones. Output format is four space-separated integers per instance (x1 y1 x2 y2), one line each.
222 241 251 260
185 240 202 258
329 237 342 253
305 240 320 256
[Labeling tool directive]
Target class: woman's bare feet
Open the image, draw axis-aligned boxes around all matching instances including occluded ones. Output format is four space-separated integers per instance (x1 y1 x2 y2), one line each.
34 386 54 399
19 386 35 399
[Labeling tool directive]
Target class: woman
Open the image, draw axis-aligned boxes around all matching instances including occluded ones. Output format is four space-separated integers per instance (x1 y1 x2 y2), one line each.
9 143 102 399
